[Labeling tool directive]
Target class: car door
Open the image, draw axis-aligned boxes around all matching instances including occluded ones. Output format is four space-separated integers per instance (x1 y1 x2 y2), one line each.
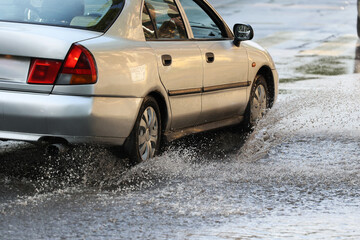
142 0 203 130
178 0 249 124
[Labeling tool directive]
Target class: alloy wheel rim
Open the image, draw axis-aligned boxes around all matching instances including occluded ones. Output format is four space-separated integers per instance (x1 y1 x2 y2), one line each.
138 106 158 161
250 84 267 124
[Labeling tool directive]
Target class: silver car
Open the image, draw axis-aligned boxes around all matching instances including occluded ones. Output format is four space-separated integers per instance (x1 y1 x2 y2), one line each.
0 0 278 163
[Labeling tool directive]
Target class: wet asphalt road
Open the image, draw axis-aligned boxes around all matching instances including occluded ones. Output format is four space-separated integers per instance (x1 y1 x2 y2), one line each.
1 0 360 239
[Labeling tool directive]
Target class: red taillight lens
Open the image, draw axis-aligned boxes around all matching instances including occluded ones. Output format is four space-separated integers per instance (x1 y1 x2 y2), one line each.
58 44 97 85
27 44 97 85
28 59 62 84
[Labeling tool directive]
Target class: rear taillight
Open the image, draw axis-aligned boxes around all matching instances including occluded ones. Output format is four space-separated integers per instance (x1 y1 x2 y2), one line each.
28 59 62 84
58 44 97 85
27 44 97 85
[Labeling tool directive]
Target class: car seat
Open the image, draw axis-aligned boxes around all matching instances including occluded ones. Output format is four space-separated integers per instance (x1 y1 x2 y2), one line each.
40 0 84 24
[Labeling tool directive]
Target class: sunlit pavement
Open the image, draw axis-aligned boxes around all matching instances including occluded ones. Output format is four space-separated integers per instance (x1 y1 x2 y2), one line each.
210 0 359 80
1 1 360 239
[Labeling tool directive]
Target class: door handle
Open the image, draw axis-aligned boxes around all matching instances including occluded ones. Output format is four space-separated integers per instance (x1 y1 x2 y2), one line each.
162 55 172 66
206 52 215 63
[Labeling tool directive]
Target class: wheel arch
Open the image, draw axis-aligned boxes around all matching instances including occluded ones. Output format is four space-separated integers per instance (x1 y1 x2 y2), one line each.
147 91 169 134
256 65 275 108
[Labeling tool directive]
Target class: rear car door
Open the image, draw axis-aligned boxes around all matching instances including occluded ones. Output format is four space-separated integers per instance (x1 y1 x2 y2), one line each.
178 0 249 124
143 0 203 130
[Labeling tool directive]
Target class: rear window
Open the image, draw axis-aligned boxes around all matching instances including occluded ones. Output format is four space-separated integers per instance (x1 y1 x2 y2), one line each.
0 0 125 32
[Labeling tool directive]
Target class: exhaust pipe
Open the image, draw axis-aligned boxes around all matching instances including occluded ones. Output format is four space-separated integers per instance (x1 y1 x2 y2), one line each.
39 137 69 155
46 143 69 155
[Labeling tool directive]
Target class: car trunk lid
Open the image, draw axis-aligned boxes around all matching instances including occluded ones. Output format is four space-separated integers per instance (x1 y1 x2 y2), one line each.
0 22 102 93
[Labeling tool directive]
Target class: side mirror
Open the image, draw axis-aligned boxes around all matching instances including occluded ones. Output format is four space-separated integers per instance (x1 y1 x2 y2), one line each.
233 24 254 47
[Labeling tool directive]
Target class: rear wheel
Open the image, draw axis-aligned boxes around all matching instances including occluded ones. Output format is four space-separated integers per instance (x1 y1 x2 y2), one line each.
244 75 269 128
125 96 161 164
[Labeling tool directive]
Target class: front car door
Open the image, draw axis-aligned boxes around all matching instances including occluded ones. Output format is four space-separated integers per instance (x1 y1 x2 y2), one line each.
178 0 249 124
142 0 203 130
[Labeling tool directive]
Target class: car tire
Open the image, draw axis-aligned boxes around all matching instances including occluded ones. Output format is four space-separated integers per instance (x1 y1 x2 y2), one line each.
124 96 161 164
243 75 269 129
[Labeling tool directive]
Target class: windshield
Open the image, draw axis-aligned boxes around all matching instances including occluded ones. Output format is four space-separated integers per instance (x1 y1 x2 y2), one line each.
0 0 125 32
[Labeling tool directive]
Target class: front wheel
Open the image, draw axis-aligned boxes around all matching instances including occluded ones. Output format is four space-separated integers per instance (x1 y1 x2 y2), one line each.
244 75 269 128
124 96 161 164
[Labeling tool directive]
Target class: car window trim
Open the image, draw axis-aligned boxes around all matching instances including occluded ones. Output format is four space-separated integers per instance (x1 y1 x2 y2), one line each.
143 2 158 40
143 0 189 41
95 0 126 33
142 0 234 42
146 38 232 42
173 0 193 39
201 0 234 39
190 38 233 41
176 0 234 41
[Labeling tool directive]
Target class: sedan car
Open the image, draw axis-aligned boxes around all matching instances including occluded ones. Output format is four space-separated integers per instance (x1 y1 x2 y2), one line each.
0 0 278 163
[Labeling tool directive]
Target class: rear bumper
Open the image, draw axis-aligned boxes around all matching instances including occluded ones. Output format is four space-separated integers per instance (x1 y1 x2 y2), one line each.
0 91 142 145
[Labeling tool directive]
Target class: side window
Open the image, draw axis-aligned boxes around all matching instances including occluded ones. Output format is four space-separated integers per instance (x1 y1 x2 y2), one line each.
142 3 157 40
179 0 227 39
144 0 187 40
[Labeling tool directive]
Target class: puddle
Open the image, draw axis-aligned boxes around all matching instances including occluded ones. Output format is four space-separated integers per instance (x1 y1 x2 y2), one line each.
296 56 349 76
